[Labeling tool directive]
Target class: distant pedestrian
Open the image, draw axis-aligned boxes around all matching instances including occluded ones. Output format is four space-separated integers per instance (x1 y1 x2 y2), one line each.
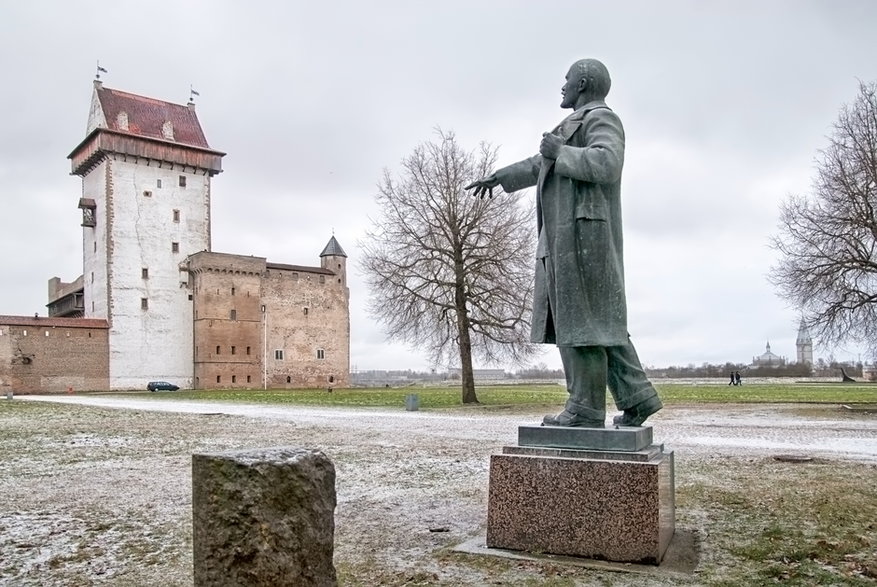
735 371 742 386
729 372 735 386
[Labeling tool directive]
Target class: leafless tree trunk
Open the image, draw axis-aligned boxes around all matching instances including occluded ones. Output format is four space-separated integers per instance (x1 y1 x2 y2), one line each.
770 81 877 360
361 130 536 403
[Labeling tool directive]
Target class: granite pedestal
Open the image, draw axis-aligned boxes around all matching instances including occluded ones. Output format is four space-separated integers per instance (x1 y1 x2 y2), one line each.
486 426 675 564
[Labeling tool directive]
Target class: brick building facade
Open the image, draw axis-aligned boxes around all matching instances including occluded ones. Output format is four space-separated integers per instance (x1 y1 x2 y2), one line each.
188 239 349 390
0 316 109 393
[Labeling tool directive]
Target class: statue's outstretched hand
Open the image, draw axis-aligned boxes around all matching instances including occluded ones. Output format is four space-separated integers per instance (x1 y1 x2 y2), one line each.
464 174 500 199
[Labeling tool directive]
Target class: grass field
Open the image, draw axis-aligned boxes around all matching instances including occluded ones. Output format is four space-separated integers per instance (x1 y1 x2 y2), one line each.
109 381 877 408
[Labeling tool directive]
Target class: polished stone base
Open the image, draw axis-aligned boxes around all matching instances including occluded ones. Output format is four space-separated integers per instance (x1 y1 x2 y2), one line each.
486 441 675 564
520 424 653 451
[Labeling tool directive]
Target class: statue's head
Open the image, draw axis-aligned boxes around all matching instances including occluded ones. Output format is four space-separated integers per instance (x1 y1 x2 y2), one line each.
561 59 611 109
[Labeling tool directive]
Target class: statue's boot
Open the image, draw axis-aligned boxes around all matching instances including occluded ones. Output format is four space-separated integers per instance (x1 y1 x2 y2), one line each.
613 395 663 426
542 410 604 428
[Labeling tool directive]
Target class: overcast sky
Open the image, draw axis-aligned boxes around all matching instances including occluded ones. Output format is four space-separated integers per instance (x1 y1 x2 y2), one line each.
2 1 876 371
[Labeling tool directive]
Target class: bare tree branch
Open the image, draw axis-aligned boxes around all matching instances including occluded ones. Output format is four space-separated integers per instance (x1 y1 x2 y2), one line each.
770 81 877 360
360 130 537 402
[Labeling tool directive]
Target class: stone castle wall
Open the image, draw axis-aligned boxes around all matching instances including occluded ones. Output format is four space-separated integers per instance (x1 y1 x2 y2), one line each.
0 317 109 393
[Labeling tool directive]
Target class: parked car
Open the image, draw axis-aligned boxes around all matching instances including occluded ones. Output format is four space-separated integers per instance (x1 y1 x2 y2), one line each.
147 381 180 392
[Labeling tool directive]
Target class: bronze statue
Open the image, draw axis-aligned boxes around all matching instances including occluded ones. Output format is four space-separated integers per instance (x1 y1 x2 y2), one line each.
467 59 662 428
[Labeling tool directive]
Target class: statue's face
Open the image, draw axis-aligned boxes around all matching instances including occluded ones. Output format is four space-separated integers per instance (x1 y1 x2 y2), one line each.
560 65 584 109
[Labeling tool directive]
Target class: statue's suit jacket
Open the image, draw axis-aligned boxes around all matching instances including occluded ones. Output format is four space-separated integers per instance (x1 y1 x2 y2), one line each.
495 100 628 346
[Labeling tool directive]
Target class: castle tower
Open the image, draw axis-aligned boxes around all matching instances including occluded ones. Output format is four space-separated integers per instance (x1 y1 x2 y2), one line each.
319 235 350 385
796 319 813 365
68 81 225 389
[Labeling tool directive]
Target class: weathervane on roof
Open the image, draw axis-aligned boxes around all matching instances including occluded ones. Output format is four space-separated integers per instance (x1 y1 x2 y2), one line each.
189 85 200 104
95 60 108 80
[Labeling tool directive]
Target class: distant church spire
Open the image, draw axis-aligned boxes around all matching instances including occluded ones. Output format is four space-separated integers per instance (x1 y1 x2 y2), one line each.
796 318 813 365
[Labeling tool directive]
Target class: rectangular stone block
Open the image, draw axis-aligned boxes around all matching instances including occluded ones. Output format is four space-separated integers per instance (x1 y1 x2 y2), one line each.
502 443 663 463
518 425 653 451
192 447 337 587
487 449 675 564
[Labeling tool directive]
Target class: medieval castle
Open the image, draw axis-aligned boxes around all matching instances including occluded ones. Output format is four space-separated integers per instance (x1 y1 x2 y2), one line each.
0 81 350 393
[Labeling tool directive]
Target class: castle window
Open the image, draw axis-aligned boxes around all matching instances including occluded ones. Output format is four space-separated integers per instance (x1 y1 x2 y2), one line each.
217 375 221 384
91 272 94 283
275 349 284 360
172 242 180 253
116 111 129 130
316 348 325 360
142 268 149 279
93 242 97 252
232 375 237 383
162 121 175 140
230 309 237 320
303 307 308 315
246 346 251 355
319 275 326 284
45 331 49 337
231 346 236 355
157 179 162 188
247 375 251 383
179 175 187 188
286 376 291 384
173 209 180 223
143 190 152 198
231 287 235 296
216 346 221 355
141 298 148 310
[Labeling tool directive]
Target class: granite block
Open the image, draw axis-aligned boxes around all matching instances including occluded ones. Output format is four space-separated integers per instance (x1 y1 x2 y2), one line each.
487 449 675 564
519 425 653 451
192 447 337 587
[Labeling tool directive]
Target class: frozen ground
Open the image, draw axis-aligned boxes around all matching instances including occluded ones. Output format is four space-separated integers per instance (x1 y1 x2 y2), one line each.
2 396 876 585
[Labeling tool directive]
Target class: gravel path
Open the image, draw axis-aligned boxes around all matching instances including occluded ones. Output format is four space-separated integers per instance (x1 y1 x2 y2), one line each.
20 394 877 462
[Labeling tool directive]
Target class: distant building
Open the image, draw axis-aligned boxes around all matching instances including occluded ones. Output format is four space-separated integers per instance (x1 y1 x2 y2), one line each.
0 81 349 393
751 341 786 367
796 319 814 365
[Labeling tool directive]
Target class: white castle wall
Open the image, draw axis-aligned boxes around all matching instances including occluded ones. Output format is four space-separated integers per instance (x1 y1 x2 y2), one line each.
85 156 211 389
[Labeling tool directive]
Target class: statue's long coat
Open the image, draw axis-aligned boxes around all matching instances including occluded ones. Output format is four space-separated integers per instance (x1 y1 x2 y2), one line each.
495 100 628 346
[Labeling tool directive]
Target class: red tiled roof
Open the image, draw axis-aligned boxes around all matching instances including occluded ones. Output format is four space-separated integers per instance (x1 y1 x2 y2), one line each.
0 315 109 329
97 86 210 148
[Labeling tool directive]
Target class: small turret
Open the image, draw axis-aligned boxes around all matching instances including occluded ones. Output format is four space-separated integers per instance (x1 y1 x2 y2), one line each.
320 235 347 287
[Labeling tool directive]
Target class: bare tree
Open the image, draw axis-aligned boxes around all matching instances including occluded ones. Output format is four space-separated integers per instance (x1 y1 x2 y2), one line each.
360 130 536 403
770 81 877 360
